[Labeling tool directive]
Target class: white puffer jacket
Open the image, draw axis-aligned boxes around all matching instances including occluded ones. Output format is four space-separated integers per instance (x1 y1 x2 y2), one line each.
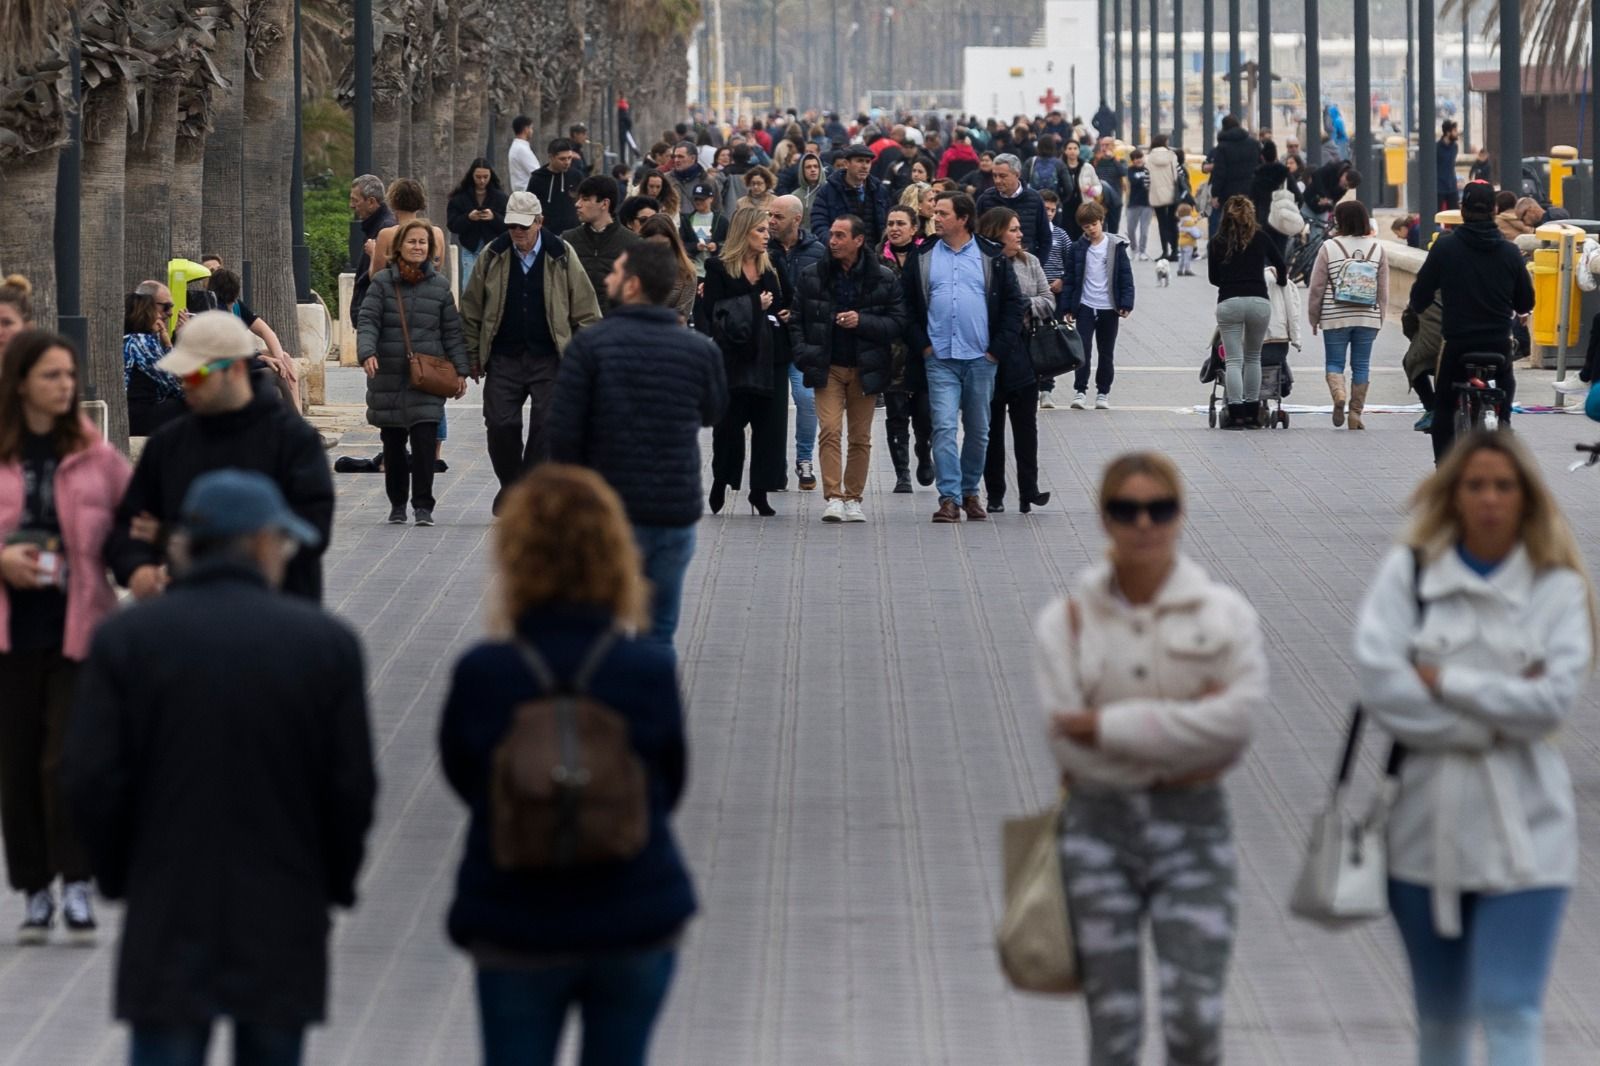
1265 269 1303 347
1034 554 1267 791
1355 544 1592 936
1268 188 1305 237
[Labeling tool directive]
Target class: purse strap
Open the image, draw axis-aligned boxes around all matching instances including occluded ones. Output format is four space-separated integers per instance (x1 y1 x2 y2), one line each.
1342 547 1426 785
393 274 416 359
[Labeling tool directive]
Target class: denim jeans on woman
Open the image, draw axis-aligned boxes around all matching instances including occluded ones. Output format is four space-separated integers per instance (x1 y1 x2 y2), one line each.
130 1021 303 1066
1322 325 1379 385
476 950 677 1066
1388 880 1567 1066
1215 296 1272 404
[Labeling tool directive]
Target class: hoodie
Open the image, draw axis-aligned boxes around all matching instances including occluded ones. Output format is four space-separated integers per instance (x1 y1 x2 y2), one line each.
1407 219 1535 347
1209 125 1261 201
1249 161 1289 227
527 165 579 234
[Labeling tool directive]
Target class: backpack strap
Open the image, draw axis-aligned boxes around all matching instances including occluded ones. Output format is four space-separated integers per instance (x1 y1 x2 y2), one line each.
513 631 618 695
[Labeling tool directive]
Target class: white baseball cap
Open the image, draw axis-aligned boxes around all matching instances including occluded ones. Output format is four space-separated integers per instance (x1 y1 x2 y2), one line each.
505 191 544 227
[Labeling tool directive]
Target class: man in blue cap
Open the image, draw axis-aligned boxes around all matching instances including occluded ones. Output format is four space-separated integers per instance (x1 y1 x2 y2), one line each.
66 469 376 1066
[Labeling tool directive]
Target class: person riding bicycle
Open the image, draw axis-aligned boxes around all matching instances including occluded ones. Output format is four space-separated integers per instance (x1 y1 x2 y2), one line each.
1406 180 1534 463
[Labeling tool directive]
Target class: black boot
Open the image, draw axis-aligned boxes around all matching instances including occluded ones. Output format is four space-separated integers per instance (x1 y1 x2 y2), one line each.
1224 403 1251 430
914 438 934 486
887 424 913 493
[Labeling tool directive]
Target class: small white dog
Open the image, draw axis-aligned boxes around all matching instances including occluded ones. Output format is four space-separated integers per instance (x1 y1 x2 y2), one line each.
1154 258 1171 287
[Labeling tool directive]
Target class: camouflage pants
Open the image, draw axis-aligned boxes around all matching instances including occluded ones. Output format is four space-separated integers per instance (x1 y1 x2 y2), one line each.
1060 785 1237 1066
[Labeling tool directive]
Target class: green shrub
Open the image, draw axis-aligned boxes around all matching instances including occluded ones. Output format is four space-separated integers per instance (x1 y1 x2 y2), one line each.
305 181 353 321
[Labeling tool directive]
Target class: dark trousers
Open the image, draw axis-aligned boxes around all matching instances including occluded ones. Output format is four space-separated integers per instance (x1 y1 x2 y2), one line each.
1154 204 1179 259
484 348 561 490
1440 190 1461 211
1432 336 1515 464
884 388 932 463
711 387 788 493
130 1021 304 1066
380 423 439 511
0 650 90 893
1074 305 1121 395
983 387 1041 504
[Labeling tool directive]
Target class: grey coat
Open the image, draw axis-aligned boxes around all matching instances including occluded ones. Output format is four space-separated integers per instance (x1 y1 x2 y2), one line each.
358 265 469 429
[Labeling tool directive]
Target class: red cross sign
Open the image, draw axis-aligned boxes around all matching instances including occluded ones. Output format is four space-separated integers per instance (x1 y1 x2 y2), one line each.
1039 87 1061 111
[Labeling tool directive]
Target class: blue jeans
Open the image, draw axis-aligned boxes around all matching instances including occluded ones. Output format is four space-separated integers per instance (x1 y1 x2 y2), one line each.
475 950 678 1066
632 524 697 650
788 363 816 463
460 246 479 289
1389 880 1568 1066
925 355 997 502
129 1021 303 1066
1323 325 1379 385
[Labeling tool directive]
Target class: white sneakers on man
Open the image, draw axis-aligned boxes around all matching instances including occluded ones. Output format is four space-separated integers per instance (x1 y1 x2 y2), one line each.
822 499 845 523
842 500 866 523
1071 391 1087 410
1095 394 1111 410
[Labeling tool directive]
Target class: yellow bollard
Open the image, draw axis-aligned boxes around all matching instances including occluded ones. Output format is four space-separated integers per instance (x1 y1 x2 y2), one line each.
1548 145 1577 208
1385 136 1407 186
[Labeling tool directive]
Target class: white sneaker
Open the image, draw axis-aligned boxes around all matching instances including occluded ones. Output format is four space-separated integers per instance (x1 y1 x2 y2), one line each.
1038 392 1057 410
18 889 52 945
62 880 96 945
1070 391 1087 410
821 499 845 523
1095 394 1111 410
842 500 866 523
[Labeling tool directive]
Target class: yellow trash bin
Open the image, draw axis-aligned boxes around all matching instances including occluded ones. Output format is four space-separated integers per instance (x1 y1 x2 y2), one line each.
1186 159 1206 194
1385 136 1407 186
1548 145 1577 208
1530 223 1582 348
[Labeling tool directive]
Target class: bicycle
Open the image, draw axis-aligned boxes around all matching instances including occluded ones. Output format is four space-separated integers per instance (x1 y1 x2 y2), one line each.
1451 351 1510 437
1569 441 1600 472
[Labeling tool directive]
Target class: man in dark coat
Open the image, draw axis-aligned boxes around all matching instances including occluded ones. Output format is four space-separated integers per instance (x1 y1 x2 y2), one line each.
67 469 375 1057
349 174 395 326
809 145 890 246
976 154 1052 262
901 191 1025 523
548 243 728 651
768 194 828 490
787 214 908 522
106 312 334 603
1207 114 1262 229
1092 102 1118 140
561 174 642 314
526 137 582 235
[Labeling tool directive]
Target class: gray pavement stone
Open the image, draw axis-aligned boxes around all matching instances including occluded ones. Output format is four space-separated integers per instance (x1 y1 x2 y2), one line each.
5 260 1600 1064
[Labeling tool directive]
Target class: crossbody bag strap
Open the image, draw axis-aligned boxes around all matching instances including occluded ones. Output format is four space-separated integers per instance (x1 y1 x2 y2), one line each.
393 275 415 358
1385 546 1429 776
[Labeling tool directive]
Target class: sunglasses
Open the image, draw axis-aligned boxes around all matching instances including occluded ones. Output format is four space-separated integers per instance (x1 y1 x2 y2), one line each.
181 358 236 387
158 301 175 312
1104 497 1181 525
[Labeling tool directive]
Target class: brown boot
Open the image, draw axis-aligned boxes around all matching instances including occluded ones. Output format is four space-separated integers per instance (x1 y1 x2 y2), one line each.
962 495 989 521
1325 373 1348 427
932 497 962 523
1347 382 1369 430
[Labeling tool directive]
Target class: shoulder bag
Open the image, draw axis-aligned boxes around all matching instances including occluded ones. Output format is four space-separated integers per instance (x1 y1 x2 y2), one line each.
996 598 1081 996
395 279 462 399
1290 551 1422 927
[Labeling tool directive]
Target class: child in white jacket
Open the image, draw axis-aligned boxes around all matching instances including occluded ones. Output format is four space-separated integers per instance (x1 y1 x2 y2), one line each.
1353 432 1594 1066
1035 452 1267 1065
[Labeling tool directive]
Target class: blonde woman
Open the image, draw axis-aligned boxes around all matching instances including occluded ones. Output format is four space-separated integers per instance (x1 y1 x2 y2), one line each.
695 206 790 517
439 463 695 1066
1354 430 1594 1066
1035 451 1265 1065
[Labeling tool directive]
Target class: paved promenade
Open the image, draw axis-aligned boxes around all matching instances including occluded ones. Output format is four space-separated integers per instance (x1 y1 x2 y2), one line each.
5 263 1600 1064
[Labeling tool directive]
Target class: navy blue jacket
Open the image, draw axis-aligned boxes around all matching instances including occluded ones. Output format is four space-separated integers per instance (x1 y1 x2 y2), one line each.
440 607 697 956
976 184 1053 264
1061 233 1136 315
809 169 890 245
548 304 728 527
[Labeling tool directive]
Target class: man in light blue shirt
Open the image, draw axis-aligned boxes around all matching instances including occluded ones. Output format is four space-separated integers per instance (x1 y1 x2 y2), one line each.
900 191 1025 522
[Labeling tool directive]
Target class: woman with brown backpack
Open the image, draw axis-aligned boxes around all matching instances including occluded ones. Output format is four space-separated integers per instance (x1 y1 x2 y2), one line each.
438 463 695 1066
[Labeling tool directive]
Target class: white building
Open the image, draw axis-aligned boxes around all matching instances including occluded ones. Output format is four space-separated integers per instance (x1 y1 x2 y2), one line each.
962 0 1101 121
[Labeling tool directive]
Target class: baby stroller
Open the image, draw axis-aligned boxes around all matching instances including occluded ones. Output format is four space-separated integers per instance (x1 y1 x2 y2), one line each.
1201 331 1294 428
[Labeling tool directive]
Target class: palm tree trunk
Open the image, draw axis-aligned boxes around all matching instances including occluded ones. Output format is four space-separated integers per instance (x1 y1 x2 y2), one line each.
242 0 296 348
454 62 485 182
172 131 206 258
429 4 457 210
80 82 130 449
125 79 180 287
0 147 62 327
202 20 246 268
411 79 435 208
373 94 400 182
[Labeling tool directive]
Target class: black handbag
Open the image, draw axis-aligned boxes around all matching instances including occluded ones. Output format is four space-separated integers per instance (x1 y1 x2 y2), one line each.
1028 318 1084 377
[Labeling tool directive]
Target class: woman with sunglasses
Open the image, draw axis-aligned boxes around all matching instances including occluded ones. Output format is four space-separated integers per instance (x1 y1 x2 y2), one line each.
0 329 131 944
358 218 469 527
1034 451 1266 1065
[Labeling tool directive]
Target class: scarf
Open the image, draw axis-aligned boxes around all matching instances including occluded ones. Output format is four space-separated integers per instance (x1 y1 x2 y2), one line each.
396 260 427 285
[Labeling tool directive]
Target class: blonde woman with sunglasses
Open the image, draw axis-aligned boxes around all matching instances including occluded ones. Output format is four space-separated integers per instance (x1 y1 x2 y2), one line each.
1033 451 1267 1066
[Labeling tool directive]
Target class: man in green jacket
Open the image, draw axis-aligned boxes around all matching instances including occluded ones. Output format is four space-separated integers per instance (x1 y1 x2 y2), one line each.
461 190 602 513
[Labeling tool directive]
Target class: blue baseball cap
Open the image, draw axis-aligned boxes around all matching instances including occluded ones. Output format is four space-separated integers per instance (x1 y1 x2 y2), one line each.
180 469 321 547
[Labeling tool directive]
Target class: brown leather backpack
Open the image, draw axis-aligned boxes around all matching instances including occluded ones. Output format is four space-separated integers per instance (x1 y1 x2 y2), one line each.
490 634 649 870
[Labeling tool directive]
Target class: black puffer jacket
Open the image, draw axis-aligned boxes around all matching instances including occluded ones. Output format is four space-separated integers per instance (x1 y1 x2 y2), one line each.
547 305 729 527
357 265 469 429
1209 125 1262 201
787 252 909 394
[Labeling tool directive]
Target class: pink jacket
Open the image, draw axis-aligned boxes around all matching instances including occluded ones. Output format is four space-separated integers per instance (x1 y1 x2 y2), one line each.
0 428 132 660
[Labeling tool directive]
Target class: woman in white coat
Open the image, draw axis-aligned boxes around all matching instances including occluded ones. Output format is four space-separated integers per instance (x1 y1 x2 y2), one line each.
1354 430 1595 1066
1034 451 1267 1066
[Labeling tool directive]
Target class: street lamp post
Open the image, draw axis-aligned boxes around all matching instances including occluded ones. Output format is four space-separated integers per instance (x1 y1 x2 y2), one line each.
1420 0 1436 243
349 0 373 271
1227 0 1240 117
52 8 87 376
1498 0 1520 191
1304 0 1319 158
1131 0 1140 143
1203 0 1215 150
1149 0 1159 144
1114 0 1124 135
1172 0 1183 146
1354 0 1372 200
291 0 310 302
1257 0 1270 135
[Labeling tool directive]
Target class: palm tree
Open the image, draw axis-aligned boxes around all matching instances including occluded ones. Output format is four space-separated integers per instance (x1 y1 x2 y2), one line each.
241 0 297 349
200 1 246 268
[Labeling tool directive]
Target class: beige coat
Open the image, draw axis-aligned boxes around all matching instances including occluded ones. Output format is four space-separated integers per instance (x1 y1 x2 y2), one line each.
1034 554 1267 790
1146 145 1181 207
